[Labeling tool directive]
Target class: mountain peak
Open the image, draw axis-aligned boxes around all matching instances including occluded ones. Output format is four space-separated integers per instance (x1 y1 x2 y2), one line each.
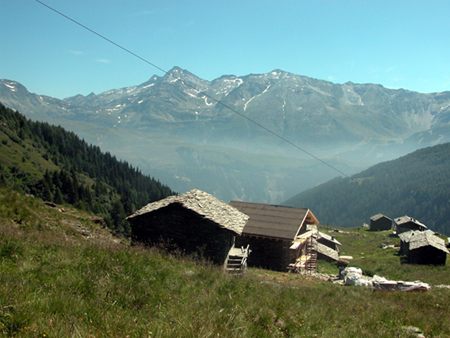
269 69 286 75
162 66 209 88
1 79 28 94
165 66 187 79
168 66 183 73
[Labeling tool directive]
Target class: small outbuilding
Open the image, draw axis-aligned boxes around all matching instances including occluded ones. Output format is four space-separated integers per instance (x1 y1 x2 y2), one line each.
398 230 449 265
127 189 249 266
228 201 319 272
317 231 342 251
316 231 342 262
369 214 392 231
394 215 427 235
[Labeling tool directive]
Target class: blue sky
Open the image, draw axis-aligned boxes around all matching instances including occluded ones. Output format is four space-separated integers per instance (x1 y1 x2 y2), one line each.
2 0 450 99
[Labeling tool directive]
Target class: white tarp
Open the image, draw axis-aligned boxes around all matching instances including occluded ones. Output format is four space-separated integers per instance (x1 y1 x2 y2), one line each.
342 267 366 286
341 267 430 291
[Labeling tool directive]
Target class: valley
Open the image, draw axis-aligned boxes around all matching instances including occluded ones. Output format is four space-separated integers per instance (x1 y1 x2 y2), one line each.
1 68 450 204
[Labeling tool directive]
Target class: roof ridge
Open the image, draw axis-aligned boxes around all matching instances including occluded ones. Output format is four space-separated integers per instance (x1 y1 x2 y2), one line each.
127 189 249 235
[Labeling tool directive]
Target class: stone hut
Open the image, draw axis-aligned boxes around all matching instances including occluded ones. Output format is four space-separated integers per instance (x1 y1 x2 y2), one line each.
398 230 449 265
394 216 427 235
369 214 392 231
127 189 249 265
228 201 319 271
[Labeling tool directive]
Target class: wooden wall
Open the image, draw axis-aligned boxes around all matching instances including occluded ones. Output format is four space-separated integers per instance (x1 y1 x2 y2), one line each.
130 204 235 265
409 246 447 265
235 235 291 271
370 218 392 231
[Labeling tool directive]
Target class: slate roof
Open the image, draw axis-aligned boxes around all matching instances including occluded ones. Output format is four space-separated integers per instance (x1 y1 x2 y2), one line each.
228 201 319 240
398 230 415 243
399 230 449 254
409 231 449 253
395 215 427 229
370 213 392 222
317 242 339 261
127 189 249 235
318 231 342 246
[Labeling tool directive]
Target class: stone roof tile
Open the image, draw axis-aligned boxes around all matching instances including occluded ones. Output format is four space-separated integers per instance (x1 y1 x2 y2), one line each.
127 189 249 235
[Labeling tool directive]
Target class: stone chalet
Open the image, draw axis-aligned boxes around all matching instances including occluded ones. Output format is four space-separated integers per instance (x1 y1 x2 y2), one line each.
398 230 449 265
369 214 392 231
127 189 249 266
394 215 427 235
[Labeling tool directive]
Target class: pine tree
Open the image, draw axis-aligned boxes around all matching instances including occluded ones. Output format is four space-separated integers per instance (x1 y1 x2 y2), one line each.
54 187 64 204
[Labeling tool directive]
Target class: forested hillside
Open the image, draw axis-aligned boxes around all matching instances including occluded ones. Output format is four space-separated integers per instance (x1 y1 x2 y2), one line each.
0 102 174 234
284 143 450 235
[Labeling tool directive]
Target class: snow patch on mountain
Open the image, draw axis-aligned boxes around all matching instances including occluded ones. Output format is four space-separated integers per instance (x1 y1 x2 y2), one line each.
4 83 16 91
203 96 213 106
243 84 271 111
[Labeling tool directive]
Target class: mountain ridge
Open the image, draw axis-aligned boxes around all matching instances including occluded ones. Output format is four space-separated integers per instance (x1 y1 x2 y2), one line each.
2 67 450 151
2 67 450 203
3 67 449 158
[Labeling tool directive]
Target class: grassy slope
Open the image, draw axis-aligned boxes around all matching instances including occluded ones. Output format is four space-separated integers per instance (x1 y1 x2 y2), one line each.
1 189 450 337
319 225 450 285
0 127 58 180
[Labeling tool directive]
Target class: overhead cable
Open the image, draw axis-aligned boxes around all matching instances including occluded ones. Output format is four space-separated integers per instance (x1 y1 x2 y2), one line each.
35 0 391 202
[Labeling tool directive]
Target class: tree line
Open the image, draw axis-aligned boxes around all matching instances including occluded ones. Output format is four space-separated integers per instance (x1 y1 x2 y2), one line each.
0 102 175 235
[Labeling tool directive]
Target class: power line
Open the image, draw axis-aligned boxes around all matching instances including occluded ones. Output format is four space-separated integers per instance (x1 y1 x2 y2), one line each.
35 0 167 76
34 0 391 202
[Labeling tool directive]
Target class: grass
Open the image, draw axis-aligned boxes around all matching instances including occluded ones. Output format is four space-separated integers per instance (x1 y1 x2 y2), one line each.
0 130 58 180
1 189 450 337
322 225 450 285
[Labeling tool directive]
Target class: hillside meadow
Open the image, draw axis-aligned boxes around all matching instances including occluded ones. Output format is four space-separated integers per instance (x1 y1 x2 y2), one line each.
319 225 450 285
1 188 450 337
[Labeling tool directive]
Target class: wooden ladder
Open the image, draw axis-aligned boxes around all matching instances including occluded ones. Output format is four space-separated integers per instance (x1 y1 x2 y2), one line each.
305 235 317 273
224 245 249 275
225 256 245 275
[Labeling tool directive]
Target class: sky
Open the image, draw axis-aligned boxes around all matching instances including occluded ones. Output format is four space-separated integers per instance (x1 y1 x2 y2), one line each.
2 0 450 99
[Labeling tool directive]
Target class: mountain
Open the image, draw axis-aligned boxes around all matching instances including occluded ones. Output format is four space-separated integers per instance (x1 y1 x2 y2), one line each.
284 142 450 235
4 68 450 159
2 67 450 202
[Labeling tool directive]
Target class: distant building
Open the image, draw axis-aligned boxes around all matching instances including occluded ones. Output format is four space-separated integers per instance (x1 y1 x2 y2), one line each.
369 214 392 231
398 230 449 265
228 201 319 272
394 215 427 234
127 189 249 266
